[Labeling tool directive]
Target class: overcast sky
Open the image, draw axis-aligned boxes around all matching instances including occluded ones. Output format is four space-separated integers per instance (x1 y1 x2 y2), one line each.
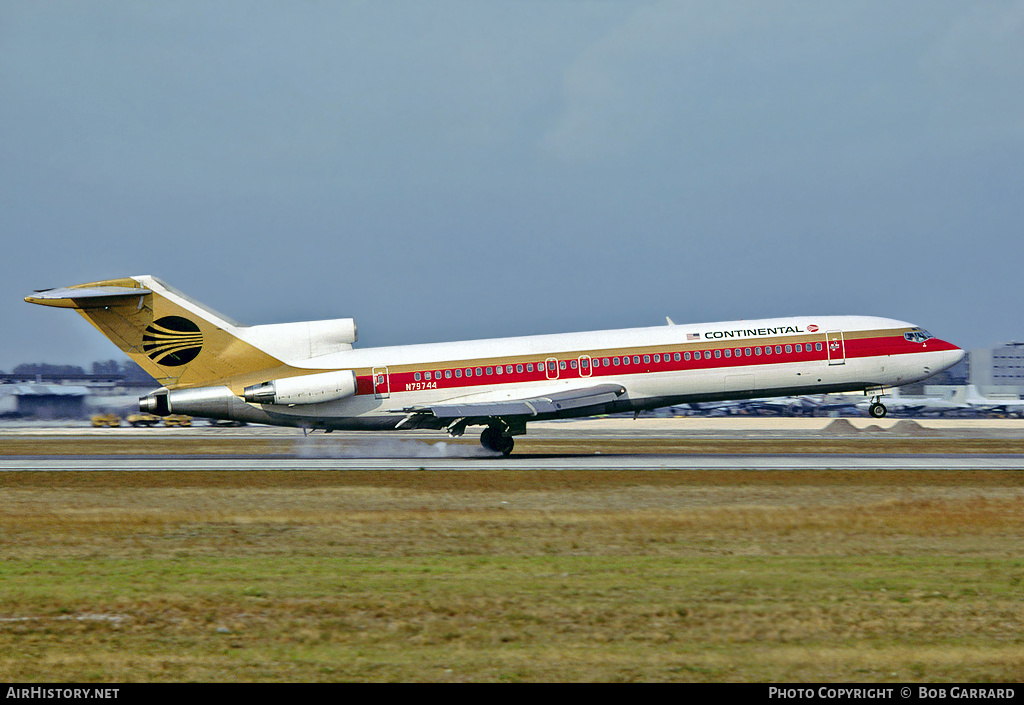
2 1 1022 371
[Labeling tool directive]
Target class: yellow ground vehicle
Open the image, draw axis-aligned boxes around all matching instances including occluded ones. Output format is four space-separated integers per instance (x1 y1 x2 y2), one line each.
163 414 192 427
126 413 161 427
91 414 121 427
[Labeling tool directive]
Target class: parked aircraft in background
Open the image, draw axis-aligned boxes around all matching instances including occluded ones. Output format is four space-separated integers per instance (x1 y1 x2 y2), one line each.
964 385 1024 417
26 276 965 454
684 395 858 417
854 387 968 417
748 395 865 417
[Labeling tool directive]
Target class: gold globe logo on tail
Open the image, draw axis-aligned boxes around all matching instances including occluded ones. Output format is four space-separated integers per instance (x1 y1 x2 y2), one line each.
143 316 203 367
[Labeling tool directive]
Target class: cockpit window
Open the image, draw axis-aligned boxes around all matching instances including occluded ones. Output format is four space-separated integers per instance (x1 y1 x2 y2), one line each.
904 329 934 343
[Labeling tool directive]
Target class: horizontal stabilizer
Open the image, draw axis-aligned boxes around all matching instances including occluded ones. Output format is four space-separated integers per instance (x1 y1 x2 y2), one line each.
25 286 152 309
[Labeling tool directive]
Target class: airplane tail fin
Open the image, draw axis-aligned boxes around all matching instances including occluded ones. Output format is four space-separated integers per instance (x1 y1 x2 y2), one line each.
964 384 986 403
25 276 286 390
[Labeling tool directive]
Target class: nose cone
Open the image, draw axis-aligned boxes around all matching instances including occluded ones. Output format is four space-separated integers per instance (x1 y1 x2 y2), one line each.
936 342 966 373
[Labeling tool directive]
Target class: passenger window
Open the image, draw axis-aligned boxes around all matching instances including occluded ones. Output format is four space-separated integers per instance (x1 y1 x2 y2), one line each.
613 357 620 366
632 356 639 365
603 358 611 366
506 365 513 374
570 360 577 369
765 346 772 355
415 372 422 382
704 350 711 360
516 364 523 373
424 371 432 380
684 352 691 361
785 345 792 353
455 369 462 378
548 361 557 371
745 348 752 356
486 367 493 375
755 347 762 355
581 358 589 368
674 353 681 362
795 345 802 353
476 367 483 376
465 368 472 377
653 354 660 363
526 363 533 373
775 346 782 354
815 343 823 352
445 370 452 379
724 349 731 358
714 349 721 358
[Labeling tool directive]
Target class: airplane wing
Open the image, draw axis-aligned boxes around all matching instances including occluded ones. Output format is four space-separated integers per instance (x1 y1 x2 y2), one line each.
398 382 627 420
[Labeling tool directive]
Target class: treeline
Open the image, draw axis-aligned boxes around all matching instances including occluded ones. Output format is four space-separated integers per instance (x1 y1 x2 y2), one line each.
3 360 157 385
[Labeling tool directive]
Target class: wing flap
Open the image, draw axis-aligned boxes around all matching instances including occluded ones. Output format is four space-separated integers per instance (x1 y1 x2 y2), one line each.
407 383 626 419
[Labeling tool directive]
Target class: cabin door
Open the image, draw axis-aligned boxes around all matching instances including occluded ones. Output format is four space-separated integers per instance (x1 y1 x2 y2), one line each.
373 367 390 399
826 331 846 366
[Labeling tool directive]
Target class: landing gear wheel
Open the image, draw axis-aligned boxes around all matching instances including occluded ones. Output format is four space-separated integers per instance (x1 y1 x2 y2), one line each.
869 402 887 419
480 426 515 456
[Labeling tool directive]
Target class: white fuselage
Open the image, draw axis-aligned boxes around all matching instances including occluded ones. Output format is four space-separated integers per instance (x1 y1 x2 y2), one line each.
200 314 965 431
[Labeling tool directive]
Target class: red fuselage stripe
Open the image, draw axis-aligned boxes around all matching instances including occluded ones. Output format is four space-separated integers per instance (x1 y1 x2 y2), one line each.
354 334 960 396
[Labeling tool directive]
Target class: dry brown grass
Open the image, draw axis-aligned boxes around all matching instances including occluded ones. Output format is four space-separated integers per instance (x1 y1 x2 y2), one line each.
1 454 1023 681
3 433 1024 457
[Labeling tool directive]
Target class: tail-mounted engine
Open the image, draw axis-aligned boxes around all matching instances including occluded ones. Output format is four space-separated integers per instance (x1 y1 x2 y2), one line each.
242 370 357 405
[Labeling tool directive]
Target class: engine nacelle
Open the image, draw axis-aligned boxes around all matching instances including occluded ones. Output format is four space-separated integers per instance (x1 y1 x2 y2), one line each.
140 385 236 418
243 370 357 405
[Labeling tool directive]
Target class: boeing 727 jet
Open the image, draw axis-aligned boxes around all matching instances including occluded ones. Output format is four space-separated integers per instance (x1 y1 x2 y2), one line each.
26 276 965 454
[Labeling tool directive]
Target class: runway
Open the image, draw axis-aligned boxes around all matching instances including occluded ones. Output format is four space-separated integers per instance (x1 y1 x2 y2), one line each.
2 417 1023 471
2 453 1022 471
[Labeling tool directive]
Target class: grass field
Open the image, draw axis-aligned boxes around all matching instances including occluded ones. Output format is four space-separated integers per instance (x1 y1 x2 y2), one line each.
1 433 1023 682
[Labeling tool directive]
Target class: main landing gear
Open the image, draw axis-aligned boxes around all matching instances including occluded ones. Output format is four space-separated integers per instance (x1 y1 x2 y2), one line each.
480 426 514 456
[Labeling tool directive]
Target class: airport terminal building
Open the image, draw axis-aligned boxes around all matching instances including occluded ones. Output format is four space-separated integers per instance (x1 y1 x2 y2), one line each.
969 342 1024 397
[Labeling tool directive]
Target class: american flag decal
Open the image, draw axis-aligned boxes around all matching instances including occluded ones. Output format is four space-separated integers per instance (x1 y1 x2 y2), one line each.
687 333 700 341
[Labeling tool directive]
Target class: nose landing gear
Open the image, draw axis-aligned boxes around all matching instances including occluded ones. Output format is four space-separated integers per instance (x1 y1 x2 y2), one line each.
868 394 887 418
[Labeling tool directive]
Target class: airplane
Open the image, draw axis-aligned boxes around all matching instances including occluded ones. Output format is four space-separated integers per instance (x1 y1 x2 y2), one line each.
25 276 966 455
963 385 1024 417
854 386 968 417
693 394 863 417
685 396 830 416
750 395 862 417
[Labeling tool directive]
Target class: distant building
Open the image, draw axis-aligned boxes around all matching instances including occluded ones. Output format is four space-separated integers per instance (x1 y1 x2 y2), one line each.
969 342 1024 395
0 359 158 419
0 384 89 419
